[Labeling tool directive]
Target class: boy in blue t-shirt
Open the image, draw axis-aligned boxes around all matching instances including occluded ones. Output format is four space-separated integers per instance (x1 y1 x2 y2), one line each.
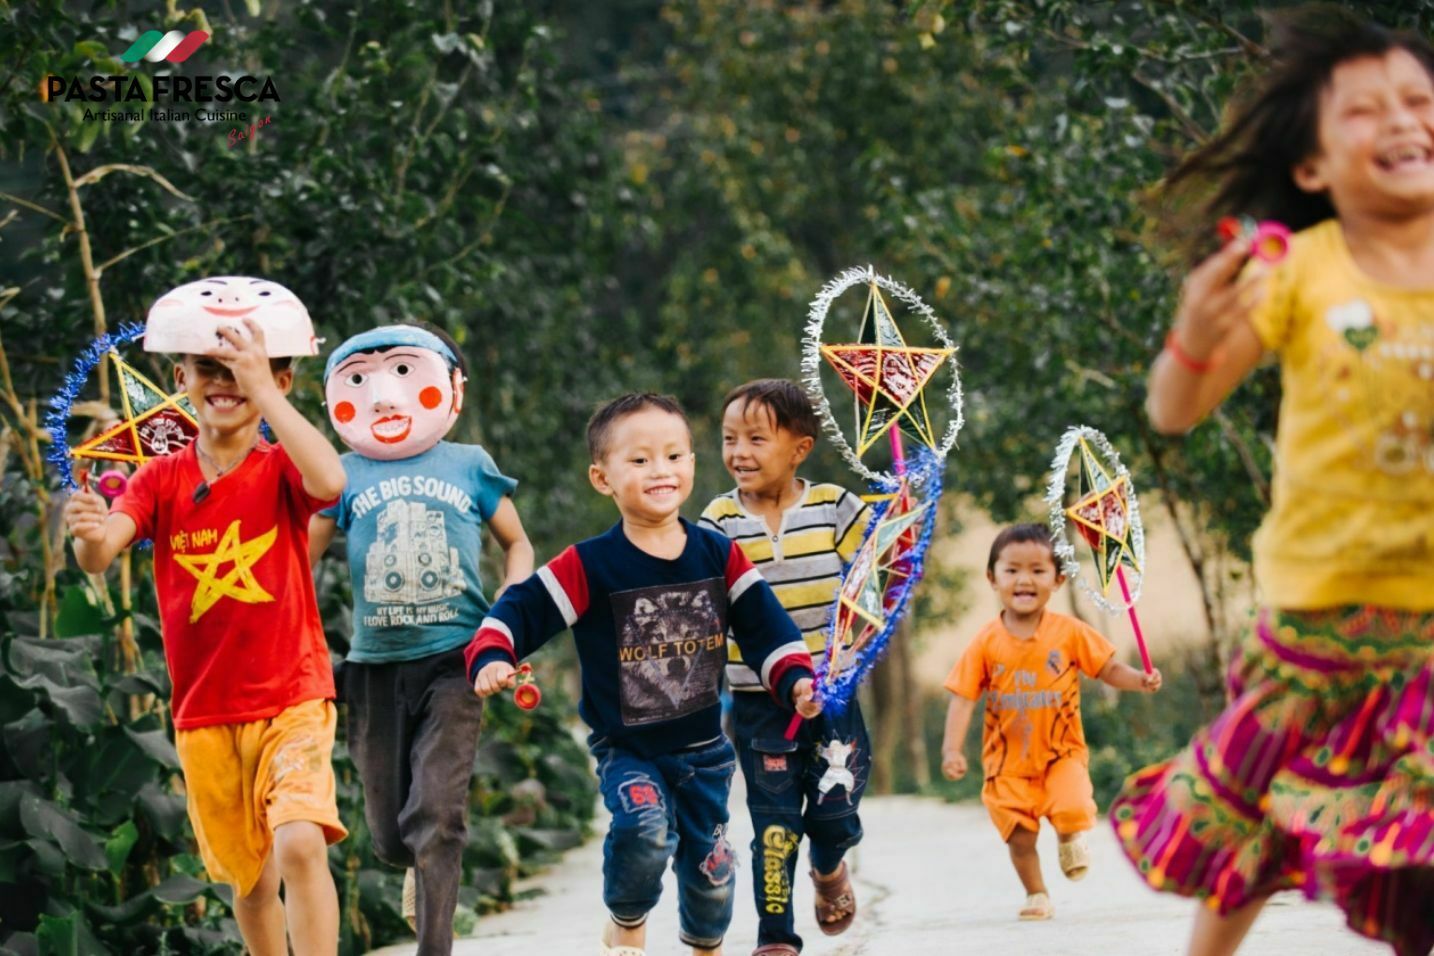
310 324 533 953
467 393 821 956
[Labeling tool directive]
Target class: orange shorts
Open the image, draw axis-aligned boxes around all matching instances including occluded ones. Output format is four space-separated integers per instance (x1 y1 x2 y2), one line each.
175 698 347 895
982 756 1096 841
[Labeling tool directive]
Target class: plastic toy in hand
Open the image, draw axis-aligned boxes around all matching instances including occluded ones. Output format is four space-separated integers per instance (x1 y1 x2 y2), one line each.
1217 216 1291 264
512 663 541 710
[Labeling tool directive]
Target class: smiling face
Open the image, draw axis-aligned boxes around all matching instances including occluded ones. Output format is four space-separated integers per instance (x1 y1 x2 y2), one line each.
1295 49 1434 219
325 347 461 459
145 277 318 357
588 407 695 527
721 399 814 497
987 539 1063 621
177 354 292 436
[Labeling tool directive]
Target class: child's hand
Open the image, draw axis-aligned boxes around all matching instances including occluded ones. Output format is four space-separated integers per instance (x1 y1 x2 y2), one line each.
64 488 110 543
941 751 968 781
473 661 517 697
791 678 822 719
208 319 279 398
1171 237 1268 361
1141 668 1163 693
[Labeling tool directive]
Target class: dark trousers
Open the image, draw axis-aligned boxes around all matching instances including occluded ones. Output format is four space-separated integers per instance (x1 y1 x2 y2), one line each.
593 737 738 949
732 692 870 951
341 647 483 956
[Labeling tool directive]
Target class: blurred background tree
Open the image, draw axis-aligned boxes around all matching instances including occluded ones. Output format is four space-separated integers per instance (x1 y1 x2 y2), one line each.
4 0 1430 950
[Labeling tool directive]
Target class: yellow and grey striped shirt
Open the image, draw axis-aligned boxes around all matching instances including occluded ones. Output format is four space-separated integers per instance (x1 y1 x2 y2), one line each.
699 481 869 691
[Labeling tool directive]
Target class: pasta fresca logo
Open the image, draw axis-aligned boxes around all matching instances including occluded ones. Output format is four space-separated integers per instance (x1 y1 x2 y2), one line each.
119 29 211 64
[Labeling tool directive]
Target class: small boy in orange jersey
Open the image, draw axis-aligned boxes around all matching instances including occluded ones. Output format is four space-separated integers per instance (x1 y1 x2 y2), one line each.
940 523 1161 921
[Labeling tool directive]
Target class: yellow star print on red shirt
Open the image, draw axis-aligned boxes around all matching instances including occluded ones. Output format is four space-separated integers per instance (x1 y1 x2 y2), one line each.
174 519 278 622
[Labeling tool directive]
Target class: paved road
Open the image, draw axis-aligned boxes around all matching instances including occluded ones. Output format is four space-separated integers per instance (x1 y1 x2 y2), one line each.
374 788 1385 955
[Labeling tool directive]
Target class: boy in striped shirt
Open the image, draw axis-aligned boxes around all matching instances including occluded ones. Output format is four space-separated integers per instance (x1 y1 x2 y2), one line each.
699 380 871 956
467 393 820 956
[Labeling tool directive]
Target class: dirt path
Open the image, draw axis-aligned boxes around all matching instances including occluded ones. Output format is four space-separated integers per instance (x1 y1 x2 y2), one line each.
372 785 1384 955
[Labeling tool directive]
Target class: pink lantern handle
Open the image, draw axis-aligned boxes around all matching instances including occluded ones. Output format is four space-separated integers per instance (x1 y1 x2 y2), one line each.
1115 566 1153 674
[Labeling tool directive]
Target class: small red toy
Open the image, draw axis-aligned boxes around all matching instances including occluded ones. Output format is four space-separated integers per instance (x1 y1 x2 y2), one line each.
513 662 541 710
1218 216 1291 264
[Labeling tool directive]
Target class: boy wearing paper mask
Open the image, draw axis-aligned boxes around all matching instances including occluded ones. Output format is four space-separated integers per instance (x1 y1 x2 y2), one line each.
66 277 347 956
310 324 533 953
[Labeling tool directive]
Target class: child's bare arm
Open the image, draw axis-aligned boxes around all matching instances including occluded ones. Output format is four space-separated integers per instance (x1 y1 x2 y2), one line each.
1148 239 1268 434
308 514 337 567
487 497 534 598
64 489 138 573
209 320 346 501
940 694 977 780
1097 657 1163 693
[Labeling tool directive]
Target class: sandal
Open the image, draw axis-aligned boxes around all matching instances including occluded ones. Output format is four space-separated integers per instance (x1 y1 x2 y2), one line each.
811 860 857 936
1058 832 1090 882
752 947 800 955
1018 891 1054 921
600 919 646 956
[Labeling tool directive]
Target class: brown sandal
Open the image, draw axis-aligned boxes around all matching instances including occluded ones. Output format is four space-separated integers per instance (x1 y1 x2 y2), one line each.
811 861 857 936
751 947 800 955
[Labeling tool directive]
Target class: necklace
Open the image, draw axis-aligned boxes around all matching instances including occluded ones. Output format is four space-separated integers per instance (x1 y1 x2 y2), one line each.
192 439 258 503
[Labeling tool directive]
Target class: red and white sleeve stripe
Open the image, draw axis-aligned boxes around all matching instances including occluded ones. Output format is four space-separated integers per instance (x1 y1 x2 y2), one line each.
535 546 589 626
724 540 764 604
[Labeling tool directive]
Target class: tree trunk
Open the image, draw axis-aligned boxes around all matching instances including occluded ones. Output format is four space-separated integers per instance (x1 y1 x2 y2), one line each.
894 621 931 790
869 650 898 794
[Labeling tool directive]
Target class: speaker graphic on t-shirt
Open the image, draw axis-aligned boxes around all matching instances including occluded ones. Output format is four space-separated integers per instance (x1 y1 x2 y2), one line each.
363 500 463 605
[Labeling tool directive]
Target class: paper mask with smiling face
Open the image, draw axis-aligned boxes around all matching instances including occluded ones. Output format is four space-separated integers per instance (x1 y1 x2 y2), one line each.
143 276 319 356
324 325 464 460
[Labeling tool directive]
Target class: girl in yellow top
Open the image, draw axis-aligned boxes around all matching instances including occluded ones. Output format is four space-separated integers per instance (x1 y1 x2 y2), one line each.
1112 8 1434 956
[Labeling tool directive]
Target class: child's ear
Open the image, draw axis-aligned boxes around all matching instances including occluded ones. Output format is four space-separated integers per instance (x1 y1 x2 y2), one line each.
272 366 294 395
173 361 186 390
1293 156 1328 195
792 434 815 463
588 462 613 497
451 368 465 415
986 568 997 589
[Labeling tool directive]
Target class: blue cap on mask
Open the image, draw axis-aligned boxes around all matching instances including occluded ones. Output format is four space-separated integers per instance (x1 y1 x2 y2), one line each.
324 325 459 383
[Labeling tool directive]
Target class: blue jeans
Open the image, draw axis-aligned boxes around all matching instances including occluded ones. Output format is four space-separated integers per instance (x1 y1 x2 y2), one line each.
732 693 870 951
593 737 738 949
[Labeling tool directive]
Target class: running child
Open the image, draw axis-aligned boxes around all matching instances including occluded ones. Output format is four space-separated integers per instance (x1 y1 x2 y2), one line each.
941 523 1161 922
1112 8 1434 955
466 393 821 956
64 278 347 956
699 379 871 956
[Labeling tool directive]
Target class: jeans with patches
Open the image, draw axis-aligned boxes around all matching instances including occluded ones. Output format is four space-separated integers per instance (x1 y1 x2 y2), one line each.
593 736 737 949
341 647 484 956
733 693 870 951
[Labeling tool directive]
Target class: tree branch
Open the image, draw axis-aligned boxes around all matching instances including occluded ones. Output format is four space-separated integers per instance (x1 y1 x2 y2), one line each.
72 163 196 202
0 190 70 224
96 214 255 275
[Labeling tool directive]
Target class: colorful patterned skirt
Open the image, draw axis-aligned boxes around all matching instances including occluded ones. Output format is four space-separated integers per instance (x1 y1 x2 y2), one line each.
1110 606 1434 956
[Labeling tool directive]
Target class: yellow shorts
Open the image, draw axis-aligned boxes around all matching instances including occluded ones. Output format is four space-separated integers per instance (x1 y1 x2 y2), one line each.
982 756 1097 842
175 698 347 895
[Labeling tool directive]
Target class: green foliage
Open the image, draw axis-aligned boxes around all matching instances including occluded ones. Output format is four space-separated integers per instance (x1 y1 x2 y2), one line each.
0 602 242 954
4 1 603 949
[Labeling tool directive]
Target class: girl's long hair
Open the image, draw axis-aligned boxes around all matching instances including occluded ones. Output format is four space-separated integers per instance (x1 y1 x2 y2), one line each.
1159 5 1434 262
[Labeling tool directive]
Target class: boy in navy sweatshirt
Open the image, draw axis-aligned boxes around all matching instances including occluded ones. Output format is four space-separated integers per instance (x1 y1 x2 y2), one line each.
467 393 820 956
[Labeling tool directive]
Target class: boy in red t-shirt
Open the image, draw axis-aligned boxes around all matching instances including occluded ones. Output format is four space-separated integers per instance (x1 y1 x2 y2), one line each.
64 278 348 956
939 523 1161 922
